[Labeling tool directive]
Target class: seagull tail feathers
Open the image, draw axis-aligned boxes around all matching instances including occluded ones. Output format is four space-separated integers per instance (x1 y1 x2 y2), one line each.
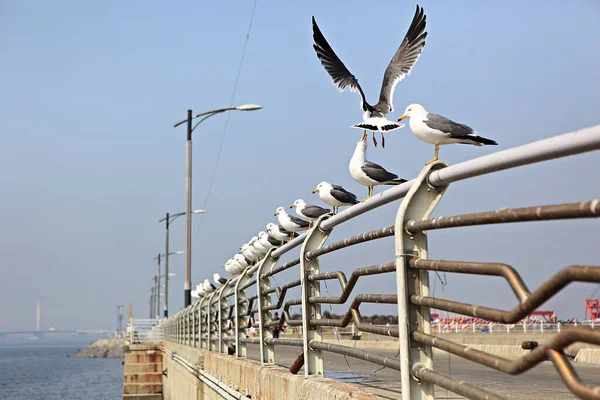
387 178 408 185
467 135 498 146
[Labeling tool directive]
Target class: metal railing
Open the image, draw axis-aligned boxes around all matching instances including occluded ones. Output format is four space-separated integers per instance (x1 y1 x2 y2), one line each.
153 125 600 400
126 318 164 344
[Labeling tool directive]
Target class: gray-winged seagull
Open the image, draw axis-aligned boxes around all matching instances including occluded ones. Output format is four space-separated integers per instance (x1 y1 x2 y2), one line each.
312 181 359 214
397 103 498 165
312 5 427 147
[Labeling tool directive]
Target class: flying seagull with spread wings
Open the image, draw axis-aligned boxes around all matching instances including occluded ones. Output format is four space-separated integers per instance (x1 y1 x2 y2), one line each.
312 5 427 148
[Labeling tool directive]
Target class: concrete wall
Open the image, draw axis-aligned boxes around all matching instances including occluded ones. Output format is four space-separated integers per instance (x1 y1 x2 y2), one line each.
161 342 378 400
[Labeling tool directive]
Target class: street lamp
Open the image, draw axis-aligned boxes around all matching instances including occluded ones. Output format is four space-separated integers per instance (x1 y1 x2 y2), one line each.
153 250 185 319
159 209 205 318
174 104 262 307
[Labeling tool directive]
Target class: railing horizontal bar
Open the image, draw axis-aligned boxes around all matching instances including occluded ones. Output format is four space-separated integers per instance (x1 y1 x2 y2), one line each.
407 200 600 233
240 279 256 291
264 338 303 347
239 338 259 344
306 226 395 260
412 364 503 400
410 258 530 303
309 340 401 370
261 258 301 279
411 265 600 323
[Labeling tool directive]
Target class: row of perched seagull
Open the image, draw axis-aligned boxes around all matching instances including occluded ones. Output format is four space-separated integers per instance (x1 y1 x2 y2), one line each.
192 4 499 294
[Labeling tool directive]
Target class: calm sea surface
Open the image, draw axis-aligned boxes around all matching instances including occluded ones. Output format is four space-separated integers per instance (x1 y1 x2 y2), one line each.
0 340 123 400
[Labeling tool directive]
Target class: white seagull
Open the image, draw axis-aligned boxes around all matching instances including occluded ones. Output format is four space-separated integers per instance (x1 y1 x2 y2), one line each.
290 199 331 228
274 207 310 233
397 104 498 165
213 273 228 287
349 133 407 200
312 5 427 148
202 279 216 294
312 181 359 214
266 223 298 245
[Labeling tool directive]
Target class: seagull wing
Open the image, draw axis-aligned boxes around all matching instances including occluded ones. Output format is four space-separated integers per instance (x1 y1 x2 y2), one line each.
302 205 332 219
331 185 359 204
288 214 310 228
424 113 474 138
375 5 427 114
362 161 399 183
312 16 370 113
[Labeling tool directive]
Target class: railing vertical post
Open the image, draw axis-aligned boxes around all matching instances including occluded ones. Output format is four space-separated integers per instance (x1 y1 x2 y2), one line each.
198 296 205 348
234 268 251 358
258 250 278 365
472 322 475 333
207 291 218 351
523 321 527 333
489 322 493 333
217 284 231 354
558 322 561 333
395 161 449 400
300 215 332 377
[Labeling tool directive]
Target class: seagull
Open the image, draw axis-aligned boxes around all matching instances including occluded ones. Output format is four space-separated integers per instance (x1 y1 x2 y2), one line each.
397 104 498 165
349 133 408 200
274 207 310 233
233 253 249 269
312 5 427 148
202 279 216 294
312 181 359 214
191 289 200 299
290 199 331 228
213 273 228 287
266 223 298 243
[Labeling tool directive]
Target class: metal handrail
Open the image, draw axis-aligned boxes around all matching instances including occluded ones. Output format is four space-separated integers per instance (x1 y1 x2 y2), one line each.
150 125 600 400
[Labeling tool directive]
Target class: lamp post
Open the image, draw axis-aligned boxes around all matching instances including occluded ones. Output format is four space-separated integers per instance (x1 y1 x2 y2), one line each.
154 250 185 319
174 104 262 307
159 209 205 318
150 285 155 319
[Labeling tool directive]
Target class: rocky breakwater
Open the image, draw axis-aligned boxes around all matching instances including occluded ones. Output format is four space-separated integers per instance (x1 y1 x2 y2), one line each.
74 338 125 358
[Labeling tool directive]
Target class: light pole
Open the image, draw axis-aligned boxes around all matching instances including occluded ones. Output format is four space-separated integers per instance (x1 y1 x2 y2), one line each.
159 209 205 318
150 285 155 319
174 104 262 307
153 249 186 318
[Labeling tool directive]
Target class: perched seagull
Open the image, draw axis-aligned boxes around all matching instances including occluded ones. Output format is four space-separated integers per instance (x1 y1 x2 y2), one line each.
397 104 498 165
312 5 427 148
233 253 249 269
290 199 331 228
191 289 200 299
202 279 216 294
241 243 258 262
274 207 310 233
213 273 228 287
312 181 359 214
195 283 206 297
349 133 408 200
266 223 298 243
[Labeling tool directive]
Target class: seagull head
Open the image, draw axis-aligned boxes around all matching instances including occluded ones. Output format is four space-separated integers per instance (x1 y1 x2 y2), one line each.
290 199 305 209
274 206 285 216
398 103 426 121
313 181 328 194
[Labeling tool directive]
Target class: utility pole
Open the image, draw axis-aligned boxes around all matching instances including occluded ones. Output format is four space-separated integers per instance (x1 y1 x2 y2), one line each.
156 254 161 319
184 109 193 308
164 212 170 318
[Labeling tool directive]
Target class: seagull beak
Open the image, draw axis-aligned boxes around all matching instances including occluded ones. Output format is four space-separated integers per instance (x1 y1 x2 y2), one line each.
312 188 318 194
397 114 407 122
289 204 295 209
273 212 277 216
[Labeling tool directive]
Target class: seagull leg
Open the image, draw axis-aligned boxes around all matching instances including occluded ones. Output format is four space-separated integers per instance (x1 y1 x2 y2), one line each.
372 132 378 147
381 132 385 148
425 144 440 165
361 131 367 141
308 221 313 229
361 186 373 202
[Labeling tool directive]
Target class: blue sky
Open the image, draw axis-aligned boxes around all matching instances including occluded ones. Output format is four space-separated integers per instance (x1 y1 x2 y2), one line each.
1 0 599 330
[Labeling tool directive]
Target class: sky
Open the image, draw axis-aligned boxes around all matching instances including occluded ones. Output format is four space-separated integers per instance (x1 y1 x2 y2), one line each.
1 0 599 331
